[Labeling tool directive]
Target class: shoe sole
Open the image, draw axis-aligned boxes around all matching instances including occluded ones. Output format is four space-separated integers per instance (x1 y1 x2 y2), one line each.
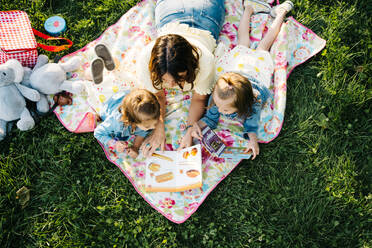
91 58 104 84
95 44 115 71
270 0 293 18
243 0 271 13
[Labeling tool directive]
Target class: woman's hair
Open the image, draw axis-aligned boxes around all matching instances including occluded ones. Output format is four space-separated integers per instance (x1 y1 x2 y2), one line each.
214 72 256 117
149 34 199 90
120 89 160 126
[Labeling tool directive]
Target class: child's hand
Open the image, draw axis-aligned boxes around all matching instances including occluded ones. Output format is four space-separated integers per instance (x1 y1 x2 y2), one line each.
127 147 139 159
190 122 203 140
115 141 128 153
243 133 260 160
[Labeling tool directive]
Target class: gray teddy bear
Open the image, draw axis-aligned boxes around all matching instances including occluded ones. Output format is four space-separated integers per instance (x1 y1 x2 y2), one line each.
22 54 86 114
0 59 41 141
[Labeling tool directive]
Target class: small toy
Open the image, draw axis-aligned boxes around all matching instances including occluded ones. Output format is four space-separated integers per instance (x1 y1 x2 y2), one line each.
0 59 41 141
44 16 66 36
201 125 226 157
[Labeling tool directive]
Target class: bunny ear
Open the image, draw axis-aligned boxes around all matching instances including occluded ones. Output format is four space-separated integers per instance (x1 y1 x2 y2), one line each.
6 59 24 83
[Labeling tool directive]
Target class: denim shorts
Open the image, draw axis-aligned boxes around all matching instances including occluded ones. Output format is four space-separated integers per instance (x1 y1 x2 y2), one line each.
155 0 225 40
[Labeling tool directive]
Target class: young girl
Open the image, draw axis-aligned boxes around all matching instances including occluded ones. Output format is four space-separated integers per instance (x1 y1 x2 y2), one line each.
190 1 293 160
138 0 226 155
94 89 160 159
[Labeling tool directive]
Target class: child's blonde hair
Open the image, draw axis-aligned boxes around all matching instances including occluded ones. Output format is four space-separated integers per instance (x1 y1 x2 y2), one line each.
120 89 160 126
214 72 255 117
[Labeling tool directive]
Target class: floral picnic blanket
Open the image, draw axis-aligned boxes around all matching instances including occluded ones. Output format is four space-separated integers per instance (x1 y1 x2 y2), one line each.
55 0 325 223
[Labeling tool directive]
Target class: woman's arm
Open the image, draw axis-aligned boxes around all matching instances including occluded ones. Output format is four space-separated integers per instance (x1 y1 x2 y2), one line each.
178 92 208 149
141 90 166 157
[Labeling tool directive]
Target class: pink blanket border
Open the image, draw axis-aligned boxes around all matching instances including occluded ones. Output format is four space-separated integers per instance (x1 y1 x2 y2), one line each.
97 139 244 224
53 4 326 223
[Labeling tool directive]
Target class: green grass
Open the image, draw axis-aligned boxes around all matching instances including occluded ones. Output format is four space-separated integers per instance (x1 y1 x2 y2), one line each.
1 0 371 247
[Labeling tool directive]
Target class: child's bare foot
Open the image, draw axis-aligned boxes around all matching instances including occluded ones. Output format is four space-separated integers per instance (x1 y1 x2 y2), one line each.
270 0 293 18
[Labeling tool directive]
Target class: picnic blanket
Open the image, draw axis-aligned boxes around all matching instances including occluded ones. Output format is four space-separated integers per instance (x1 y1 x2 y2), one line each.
54 0 326 223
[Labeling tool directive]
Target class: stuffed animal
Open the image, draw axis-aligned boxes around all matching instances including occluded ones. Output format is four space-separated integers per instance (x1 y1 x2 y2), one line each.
22 55 86 114
0 59 41 141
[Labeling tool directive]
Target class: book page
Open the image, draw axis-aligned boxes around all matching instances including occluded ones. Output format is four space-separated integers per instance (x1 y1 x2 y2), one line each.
145 145 202 192
175 145 202 191
145 151 177 192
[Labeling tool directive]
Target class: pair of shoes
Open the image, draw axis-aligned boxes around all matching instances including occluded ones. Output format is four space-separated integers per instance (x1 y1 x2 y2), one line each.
243 0 271 14
270 0 294 18
91 44 115 84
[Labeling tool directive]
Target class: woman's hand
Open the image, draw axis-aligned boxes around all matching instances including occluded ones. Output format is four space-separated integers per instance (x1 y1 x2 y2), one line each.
190 122 203 140
140 122 166 157
177 128 193 150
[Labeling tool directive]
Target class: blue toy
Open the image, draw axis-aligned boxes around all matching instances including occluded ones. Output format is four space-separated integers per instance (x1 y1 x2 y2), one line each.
44 16 66 36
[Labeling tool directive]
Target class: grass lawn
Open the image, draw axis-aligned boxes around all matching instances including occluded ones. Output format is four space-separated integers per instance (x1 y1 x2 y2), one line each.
1 0 371 247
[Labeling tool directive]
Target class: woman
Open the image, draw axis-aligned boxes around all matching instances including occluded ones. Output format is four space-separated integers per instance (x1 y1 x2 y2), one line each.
137 0 226 156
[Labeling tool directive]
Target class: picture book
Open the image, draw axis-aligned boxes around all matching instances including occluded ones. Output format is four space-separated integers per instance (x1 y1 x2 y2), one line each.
145 144 202 192
201 125 226 157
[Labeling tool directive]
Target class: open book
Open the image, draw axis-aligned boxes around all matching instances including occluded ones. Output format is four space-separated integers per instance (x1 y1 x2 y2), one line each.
145 145 202 192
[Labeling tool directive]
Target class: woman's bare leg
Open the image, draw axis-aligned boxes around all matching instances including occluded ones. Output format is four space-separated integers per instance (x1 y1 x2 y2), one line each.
237 5 254 47
257 7 288 51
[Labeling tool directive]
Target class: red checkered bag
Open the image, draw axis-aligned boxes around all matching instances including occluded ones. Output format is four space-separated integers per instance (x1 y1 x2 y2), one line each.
0 10 73 68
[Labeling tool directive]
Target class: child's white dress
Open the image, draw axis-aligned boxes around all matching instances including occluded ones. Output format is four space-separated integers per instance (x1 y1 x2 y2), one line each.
215 45 274 89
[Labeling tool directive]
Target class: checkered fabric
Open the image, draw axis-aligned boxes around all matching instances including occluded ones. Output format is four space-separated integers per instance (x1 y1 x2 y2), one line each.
0 11 38 68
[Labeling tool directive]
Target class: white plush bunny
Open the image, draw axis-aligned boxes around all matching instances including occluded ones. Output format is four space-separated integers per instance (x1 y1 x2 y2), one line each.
22 55 86 114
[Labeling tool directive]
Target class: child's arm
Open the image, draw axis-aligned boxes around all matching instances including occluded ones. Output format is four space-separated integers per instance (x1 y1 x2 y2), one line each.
243 102 262 160
243 102 261 139
200 105 220 130
126 136 145 159
94 114 118 146
243 132 259 160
